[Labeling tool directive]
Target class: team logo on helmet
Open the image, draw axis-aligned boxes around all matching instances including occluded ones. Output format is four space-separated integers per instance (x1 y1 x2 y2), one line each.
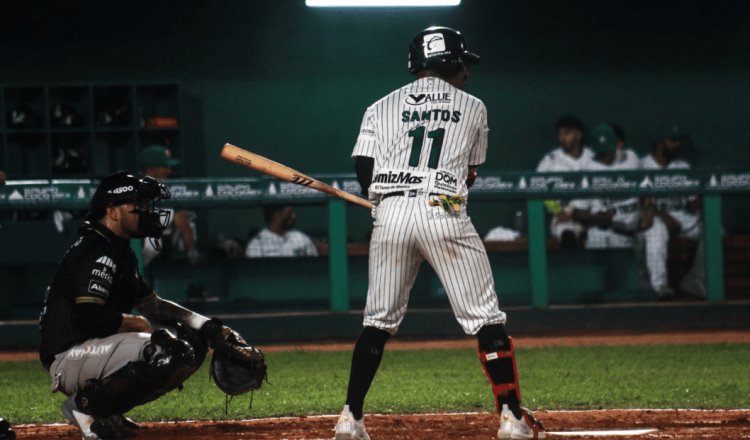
422 32 448 58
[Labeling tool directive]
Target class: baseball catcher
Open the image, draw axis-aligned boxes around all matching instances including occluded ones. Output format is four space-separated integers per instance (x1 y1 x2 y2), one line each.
39 171 266 440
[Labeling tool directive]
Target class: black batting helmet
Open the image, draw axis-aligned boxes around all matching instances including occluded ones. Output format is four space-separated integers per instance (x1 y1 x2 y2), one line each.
86 171 171 238
408 26 480 75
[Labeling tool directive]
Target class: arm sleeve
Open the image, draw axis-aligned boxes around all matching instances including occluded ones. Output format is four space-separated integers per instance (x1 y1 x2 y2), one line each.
352 106 378 159
468 102 489 167
354 156 375 197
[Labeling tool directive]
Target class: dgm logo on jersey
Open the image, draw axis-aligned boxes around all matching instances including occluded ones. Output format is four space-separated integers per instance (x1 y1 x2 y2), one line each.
372 171 424 185
405 93 452 106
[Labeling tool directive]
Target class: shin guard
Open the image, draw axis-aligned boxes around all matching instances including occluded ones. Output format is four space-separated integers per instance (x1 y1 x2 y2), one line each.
477 325 521 414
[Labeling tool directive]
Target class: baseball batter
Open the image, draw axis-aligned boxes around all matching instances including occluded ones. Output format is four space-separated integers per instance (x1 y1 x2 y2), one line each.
39 171 263 440
334 27 545 440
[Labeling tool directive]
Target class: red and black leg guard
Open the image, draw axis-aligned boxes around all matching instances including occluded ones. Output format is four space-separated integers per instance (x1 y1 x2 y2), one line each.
477 324 522 414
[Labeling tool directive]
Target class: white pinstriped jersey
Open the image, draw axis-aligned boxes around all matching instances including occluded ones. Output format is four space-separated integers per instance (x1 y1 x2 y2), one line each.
352 76 505 335
244 228 319 258
353 76 488 202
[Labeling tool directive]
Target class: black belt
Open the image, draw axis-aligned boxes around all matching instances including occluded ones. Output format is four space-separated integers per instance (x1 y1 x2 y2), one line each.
382 191 442 199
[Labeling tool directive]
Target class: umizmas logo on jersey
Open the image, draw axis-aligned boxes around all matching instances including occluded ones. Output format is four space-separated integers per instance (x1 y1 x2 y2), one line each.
405 93 452 106
372 172 425 185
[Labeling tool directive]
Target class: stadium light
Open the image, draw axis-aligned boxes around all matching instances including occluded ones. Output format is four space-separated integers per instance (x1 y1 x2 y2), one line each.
306 0 460 7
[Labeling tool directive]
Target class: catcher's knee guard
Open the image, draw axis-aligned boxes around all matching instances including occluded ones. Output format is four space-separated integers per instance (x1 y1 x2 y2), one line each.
477 324 521 412
75 329 201 418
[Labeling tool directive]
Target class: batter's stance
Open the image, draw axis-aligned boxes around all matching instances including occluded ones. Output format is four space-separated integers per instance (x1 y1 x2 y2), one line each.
334 27 545 440
39 171 264 440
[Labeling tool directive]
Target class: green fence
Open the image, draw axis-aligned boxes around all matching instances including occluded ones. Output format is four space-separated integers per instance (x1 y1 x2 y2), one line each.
1 169 749 309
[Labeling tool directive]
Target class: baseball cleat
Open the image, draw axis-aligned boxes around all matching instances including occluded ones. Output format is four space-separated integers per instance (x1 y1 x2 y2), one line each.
497 404 545 440
334 405 370 440
60 395 101 440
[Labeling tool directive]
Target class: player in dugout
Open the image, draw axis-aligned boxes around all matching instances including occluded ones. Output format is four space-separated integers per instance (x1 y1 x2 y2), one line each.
39 171 265 440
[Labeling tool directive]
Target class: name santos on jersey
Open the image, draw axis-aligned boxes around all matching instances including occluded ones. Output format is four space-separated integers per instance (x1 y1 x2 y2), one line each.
402 110 461 123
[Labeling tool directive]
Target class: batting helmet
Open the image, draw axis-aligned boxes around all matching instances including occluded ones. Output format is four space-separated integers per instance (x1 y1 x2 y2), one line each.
86 171 171 238
408 26 480 75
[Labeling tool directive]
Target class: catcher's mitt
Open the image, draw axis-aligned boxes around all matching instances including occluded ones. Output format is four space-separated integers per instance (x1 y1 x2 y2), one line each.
201 318 267 395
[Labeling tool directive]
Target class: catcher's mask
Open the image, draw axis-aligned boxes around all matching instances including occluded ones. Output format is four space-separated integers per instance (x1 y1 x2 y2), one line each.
86 170 171 239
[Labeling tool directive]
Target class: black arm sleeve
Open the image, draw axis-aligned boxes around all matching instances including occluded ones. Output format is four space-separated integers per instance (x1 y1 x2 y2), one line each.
354 156 374 197
74 303 123 337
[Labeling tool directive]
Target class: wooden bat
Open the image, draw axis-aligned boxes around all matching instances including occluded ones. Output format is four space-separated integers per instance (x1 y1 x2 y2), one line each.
220 143 374 209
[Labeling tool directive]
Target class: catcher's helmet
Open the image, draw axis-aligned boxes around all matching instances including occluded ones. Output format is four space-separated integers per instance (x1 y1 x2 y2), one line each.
408 26 480 74
86 171 171 238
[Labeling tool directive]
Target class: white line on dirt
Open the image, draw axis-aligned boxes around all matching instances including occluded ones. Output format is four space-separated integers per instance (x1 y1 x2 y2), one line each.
548 428 658 436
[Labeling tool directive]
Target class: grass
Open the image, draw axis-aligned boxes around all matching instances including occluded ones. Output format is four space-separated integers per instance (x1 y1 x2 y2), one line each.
1 344 749 423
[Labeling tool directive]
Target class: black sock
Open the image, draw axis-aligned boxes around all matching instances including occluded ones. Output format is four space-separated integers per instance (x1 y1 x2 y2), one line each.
345 326 390 420
477 324 522 419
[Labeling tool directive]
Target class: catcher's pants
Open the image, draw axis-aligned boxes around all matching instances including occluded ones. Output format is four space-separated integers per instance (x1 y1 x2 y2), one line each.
364 195 506 336
49 332 152 396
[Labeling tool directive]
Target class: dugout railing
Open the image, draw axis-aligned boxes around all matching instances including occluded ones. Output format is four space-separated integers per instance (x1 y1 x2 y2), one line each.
1 169 749 311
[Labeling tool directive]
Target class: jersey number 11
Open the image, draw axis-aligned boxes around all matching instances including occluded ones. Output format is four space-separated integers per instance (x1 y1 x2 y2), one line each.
408 127 445 169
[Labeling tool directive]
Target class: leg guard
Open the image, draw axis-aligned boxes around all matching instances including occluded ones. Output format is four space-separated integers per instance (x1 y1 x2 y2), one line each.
477 324 522 415
75 329 201 418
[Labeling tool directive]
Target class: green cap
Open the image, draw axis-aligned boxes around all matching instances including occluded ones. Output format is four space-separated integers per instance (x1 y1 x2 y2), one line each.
590 123 617 154
140 145 180 169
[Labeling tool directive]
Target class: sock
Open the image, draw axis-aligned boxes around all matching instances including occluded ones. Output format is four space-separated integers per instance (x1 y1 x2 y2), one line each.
345 326 390 420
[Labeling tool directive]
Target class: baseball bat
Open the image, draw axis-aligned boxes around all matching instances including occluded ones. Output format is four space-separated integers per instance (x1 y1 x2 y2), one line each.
220 143 374 209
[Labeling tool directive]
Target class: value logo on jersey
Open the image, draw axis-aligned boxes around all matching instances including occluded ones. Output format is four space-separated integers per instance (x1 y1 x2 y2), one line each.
405 93 452 106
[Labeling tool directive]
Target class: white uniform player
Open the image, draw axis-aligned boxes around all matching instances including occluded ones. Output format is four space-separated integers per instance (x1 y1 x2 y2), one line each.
334 27 545 440
536 116 595 246
583 124 642 249
639 131 705 299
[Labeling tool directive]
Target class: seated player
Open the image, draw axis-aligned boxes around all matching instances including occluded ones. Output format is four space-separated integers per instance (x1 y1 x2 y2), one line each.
244 204 319 258
639 126 705 299
573 123 644 249
536 115 595 249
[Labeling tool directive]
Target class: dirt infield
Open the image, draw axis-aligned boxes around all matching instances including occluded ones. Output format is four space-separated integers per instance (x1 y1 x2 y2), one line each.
6 330 750 439
12 409 750 439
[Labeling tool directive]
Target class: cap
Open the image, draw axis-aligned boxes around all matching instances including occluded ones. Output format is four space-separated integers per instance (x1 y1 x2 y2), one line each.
140 145 180 169
590 123 617 154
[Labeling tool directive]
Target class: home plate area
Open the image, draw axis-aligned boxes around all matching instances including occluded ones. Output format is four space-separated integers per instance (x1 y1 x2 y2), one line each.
13 408 750 439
